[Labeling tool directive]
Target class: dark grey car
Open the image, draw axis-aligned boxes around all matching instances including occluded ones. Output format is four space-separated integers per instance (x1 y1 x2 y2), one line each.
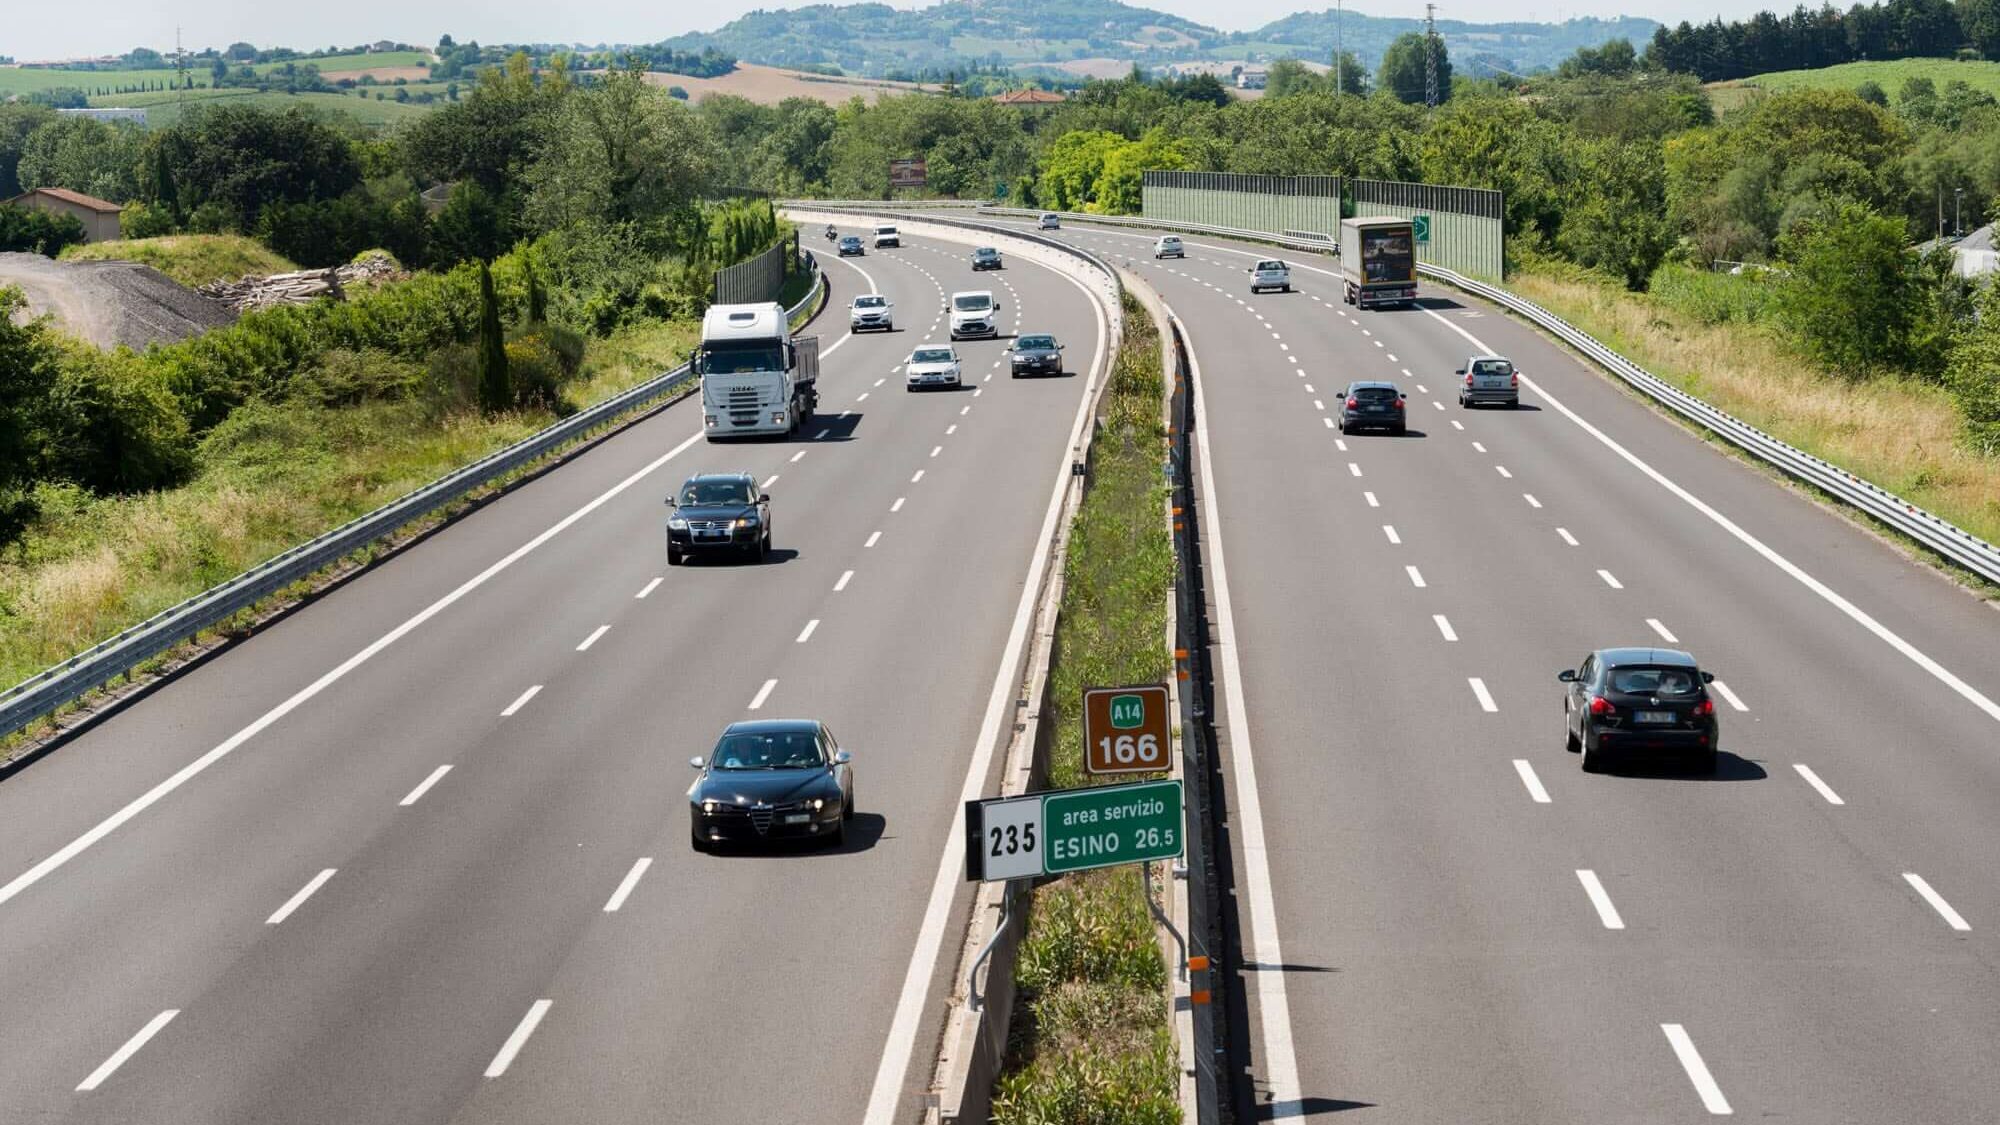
665 472 771 564
1008 333 1064 377
689 720 855 851
1337 381 1407 434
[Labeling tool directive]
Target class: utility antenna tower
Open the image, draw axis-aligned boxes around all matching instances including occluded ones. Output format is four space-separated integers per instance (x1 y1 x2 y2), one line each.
1424 3 1440 108
1334 0 1343 95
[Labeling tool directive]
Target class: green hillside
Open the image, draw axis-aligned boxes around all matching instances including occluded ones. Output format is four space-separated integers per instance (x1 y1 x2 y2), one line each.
86 87 438 127
1734 57 2000 98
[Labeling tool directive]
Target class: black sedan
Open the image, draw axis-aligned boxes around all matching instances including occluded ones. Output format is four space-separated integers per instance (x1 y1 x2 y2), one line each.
665 472 771 565
1559 647 1719 773
1337 381 1407 435
971 247 1004 270
837 235 866 256
688 720 855 851
1008 333 1065 377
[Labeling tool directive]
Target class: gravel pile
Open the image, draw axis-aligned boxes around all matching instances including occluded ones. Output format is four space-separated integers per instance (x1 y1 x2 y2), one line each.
0 251 238 351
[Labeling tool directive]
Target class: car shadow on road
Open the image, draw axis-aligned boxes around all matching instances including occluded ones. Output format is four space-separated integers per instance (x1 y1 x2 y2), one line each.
1464 403 1543 413
1411 297 1466 312
680 547 800 568
1010 369 1078 380
806 413 865 441
714 812 888 858
1596 749 1767 781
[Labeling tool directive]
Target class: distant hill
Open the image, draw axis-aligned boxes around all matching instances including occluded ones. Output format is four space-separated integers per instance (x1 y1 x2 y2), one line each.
664 0 1655 79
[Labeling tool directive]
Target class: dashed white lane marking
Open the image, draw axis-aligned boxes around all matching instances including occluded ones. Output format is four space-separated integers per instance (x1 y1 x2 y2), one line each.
265 868 337 925
398 765 452 807
1388 354 1398 362
1348 463 1362 477
834 570 853 592
1662 1024 1733 1115
1513 760 1552 803
501 685 542 717
961 405 971 415
485 1000 553 1078
1472 442 1487 453
1334 439 1348 452
1382 525 1401 545
1432 401 1445 411
1647 618 1679 643
815 427 831 440
602 857 653 912
762 475 779 489
1406 565 1426 588
790 450 807 465
1711 680 1748 711
576 625 610 652
1793 764 1845 805
1450 420 1464 430
1577 870 1626 929
1323 418 1335 428
930 445 943 458
890 497 905 512
865 531 882 548
874 378 886 387
857 392 870 402
1433 614 1457 641
1304 384 1315 393
1404 369 1415 378
796 619 820 644
1364 492 1379 507
945 424 957 436
747 679 777 710
911 469 925 483
1558 527 1580 546
1598 569 1623 590
635 577 662 599
1468 678 1498 712
1373 340 1383 349
77 1009 179 1092
1495 465 1513 479
1314 400 1325 411
1362 329 1372 337
1524 494 1541 509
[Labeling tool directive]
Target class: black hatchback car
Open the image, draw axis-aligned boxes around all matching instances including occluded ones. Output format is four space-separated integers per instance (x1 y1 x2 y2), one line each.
688 720 855 851
1559 647 1719 773
1008 333 1064 377
971 247 1004 271
665 472 771 565
837 235 865 256
1337 381 1408 435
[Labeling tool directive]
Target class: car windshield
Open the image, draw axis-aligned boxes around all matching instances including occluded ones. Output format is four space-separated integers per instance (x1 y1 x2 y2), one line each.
841 237 861 246
1608 666 1700 695
1472 359 1515 376
912 348 954 364
1017 336 1056 350
854 295 886 308
954 295 992 311
680 480 754 506
974 249 997 257
712 731 824 770
700 342 782 374
876 226 896 234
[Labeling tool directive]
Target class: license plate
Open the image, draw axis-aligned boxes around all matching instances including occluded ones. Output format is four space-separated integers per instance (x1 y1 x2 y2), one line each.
1634 710 1674 724
783 813 810 824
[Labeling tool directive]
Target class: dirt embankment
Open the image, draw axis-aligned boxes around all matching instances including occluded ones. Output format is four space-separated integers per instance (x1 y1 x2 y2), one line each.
0 252 236 350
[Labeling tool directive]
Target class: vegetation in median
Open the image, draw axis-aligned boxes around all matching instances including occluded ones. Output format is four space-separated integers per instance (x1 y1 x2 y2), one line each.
993 291 1177 1125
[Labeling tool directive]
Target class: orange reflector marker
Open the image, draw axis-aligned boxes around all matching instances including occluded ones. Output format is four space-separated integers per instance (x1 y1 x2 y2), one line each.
1191 989 1211 1005
1174 648 1189 659
1188 955 1210 972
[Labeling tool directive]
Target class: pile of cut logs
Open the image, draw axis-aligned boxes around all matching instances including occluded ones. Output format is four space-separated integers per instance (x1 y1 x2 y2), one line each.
198 252 411 311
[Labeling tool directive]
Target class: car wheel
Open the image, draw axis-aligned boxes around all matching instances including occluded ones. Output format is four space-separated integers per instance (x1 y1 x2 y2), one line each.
1699 748 1719 774
1508 399 1520 409
666 549 683 567
1565 714 1581 753
690 827 709 854
1580 732 1610 773
1282 284 1292 293
830 815 847 848
844 788 855 821
1393 423 1406 435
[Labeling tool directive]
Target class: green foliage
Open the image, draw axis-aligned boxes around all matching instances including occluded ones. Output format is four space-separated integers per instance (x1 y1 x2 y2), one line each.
0 289 62 498
142 103 364 230
1015 873 1167 998
1773 201 1930 378
0 103 58 197
1946 280 2000 454
476 261 510 412
35 346 194 493
61 234 297 288
524 63 716 234
1646 263 1779 325
0 206 87 257
1556 139 1672 289
118 201 177 240
992 1024 1180 1125
15 117 145 202
256 187 429 269
1558 37 1637 79
1378 31 1452 104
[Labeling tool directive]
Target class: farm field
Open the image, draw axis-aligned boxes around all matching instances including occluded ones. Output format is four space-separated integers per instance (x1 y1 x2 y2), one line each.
0 50 432 100
1709 57 2000 111
85 87 438 126
636 62 935 104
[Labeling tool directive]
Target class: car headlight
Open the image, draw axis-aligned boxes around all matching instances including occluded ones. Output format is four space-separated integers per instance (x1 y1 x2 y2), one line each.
667 518 687 530
734 516 759 529
806 798 824 811
701 800 718 813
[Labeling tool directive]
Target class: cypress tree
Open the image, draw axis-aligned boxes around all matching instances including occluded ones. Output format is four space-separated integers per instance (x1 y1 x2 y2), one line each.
477 261 510 411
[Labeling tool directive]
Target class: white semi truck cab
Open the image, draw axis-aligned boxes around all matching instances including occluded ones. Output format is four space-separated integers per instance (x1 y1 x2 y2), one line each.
696 302 820 440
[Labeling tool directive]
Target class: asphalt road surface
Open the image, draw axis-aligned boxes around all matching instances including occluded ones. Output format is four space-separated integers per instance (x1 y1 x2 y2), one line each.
0 228 1107 1124
982 214 2000 1124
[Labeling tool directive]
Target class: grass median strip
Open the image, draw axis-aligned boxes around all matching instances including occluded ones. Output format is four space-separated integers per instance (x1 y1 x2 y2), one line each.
992 290 1178 1125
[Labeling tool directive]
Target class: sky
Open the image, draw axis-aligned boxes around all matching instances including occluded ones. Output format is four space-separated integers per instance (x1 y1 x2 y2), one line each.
2 0 1769 63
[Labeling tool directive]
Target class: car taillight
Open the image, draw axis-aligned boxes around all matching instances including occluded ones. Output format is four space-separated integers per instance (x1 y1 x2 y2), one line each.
1464 373 1475 386
1345 397 1359 409
1588 696 1613 717
1392 397 1405 409
1694 698 1715 717
1510 374 1518 387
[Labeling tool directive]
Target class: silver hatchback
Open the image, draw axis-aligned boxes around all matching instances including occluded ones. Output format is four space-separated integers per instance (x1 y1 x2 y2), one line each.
1457 354 1519 408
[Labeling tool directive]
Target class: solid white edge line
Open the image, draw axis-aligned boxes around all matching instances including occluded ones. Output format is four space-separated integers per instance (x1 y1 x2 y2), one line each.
747 679 777 711
500 684 542 717
484 999 553 1077
398 764 452 807
1180 307 1304 1119
1419 302 2000 728
796 619 820 644
76 1009 179 1092
1433 614 1457 641
1512 759 1552 803
1469 678 1498 712
1662 1023 1734 1114
575 624 610 652
265 868 337 925
0 426 709 909
1904 872 1971 930
1711 679 1748 711
634 577 662 599
1576 869 1626 929
861 238 1110 1125
1791 763 1845 805
1647 618 1679 643
602 856 653 913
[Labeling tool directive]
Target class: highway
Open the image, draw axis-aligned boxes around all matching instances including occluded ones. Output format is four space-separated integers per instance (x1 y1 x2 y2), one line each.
0 227 1108 1124
975 214 2000 1123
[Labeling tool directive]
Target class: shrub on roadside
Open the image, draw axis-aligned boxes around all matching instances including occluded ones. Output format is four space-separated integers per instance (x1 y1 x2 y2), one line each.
36 347 194 494
1947 280 2000 456
1647 262 1778 326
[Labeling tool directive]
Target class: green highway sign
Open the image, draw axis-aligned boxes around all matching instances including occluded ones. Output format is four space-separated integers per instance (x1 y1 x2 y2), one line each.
966 778 1183 882
1412 214 1432 244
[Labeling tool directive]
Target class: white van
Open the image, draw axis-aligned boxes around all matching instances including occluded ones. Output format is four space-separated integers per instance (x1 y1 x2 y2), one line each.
948 290 1001 339
874 224 900 249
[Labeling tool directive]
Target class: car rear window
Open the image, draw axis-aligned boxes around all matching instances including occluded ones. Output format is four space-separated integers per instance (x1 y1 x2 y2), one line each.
1257 261 1285 271
1472 359 1514 376
1353 386 1400 402
1160 237 1181 245
1608 666 1700 695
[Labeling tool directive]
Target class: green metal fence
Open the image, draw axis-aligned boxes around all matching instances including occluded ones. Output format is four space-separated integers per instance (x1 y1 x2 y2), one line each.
1349 179 1504 280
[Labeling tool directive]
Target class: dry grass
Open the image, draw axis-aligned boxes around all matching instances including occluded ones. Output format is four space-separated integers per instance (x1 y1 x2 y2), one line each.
1510 268 2000 549
634 63 935 106
60 235 298 289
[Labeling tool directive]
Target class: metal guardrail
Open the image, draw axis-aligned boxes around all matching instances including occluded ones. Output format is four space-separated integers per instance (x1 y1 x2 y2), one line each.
0 252 825 741
973 205 2000 587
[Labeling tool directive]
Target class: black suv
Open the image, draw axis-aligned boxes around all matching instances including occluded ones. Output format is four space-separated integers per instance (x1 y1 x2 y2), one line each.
1337 381 1408 435
1008 334 1064 377
971 247 1003 271
1559 647 1719 773
666 473 771 565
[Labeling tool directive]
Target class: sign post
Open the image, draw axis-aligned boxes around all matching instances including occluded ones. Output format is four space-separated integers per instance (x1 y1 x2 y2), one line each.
1082 684 1171 775
965 778 1183 882
1412 213 1432 244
